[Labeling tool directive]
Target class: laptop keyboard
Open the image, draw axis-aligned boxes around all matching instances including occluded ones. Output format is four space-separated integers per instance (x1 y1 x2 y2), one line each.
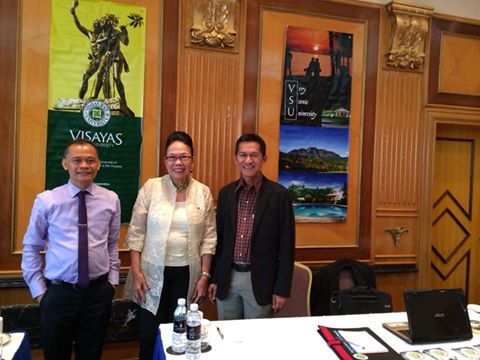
399 329 411 337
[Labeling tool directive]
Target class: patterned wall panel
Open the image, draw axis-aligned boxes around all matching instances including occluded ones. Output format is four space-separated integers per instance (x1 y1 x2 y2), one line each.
431 135 476 294
375 71 423 208
165 0 247 198
431 251 470 297
439 34 480 97
176 49 243 198
428 18 480 107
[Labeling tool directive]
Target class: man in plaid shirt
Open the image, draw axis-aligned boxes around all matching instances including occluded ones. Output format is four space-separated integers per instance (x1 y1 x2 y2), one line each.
209 133 295 319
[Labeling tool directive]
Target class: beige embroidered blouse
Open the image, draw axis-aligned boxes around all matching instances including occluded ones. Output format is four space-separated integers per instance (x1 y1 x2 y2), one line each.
123 175 216 314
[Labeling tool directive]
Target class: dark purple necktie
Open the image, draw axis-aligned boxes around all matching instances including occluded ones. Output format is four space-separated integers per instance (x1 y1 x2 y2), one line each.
77 191 89 289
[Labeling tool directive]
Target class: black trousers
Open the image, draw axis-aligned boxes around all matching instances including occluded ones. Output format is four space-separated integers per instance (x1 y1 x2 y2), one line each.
139 265 189 360
40 278 115 360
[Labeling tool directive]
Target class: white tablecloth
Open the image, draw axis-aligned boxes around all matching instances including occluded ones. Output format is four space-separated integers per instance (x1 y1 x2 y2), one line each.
159 311 480 359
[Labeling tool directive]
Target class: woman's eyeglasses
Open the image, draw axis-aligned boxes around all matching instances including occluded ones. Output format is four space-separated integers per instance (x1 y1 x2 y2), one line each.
165 155 193 163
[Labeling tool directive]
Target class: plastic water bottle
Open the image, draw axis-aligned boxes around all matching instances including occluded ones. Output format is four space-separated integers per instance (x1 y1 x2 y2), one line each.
186 303 201 360
172 298 187 353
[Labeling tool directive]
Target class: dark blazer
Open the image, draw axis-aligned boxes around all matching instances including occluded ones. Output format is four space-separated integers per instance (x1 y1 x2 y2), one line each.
212 176 296 305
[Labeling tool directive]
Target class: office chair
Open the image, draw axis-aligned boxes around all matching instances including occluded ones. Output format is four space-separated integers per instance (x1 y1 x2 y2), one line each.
273 262 313 318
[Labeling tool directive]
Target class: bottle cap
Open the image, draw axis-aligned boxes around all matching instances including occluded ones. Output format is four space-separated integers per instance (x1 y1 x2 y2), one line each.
177 298 186 305
190 303 199 311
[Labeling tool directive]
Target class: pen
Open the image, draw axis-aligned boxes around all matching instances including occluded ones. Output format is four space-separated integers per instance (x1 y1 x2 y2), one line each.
343 340 365 350
216 326 224 340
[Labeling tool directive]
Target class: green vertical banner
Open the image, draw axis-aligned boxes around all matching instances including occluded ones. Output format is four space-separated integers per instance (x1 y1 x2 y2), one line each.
47 0 146 223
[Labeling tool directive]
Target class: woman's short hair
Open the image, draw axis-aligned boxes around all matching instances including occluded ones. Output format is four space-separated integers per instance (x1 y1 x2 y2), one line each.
165 131 194 156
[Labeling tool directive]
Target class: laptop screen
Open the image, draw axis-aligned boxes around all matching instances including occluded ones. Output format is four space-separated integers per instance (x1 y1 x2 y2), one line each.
404 288 472 343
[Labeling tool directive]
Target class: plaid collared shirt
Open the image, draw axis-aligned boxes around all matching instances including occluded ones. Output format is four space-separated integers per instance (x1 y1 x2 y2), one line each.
233 175 263 264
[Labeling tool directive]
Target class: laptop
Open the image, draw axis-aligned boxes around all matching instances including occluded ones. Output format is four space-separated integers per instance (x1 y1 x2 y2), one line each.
383 288 472 344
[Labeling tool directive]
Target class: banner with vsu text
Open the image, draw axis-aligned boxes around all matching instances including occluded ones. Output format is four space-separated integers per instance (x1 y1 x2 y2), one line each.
47 0 146 223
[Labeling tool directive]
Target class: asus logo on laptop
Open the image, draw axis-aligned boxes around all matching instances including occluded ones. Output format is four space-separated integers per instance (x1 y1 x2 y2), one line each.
434 313 446 318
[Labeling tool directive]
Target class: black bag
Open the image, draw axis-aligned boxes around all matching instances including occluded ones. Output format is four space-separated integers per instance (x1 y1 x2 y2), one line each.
329 286 393 315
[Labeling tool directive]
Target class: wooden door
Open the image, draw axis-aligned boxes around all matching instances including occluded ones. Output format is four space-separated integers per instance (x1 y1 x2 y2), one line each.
431 125 480 303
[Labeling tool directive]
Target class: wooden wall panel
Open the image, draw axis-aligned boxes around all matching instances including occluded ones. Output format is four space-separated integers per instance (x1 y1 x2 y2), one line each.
429 126 480 302
431 253 470 296
176 50 243 196
373 216 418 264
0 0 19 271
439 34 480 96
428 18 480 107
376 271 417 311
371 9 426 268
419 109 480 291
164 0 247 196
374 71 424 209
419 18 480 288
14 1 50 254
372 69 424 263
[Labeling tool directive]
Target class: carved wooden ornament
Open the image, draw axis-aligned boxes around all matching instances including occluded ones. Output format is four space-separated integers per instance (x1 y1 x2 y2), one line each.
190 0 238 49
385 1 433 71
385 226 408 246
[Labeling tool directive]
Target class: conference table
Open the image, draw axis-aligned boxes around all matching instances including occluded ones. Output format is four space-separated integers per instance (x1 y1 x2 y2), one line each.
159 310 480 359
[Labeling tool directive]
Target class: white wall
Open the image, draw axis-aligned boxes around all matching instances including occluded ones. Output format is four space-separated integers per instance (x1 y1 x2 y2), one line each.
359 0 480 21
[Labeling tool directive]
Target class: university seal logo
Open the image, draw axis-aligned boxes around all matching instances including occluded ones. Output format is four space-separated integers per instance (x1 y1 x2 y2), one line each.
82 100 111 127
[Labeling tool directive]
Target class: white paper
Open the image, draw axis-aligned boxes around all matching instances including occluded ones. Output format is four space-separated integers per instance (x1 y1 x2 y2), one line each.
338 330 388 354
2 332 26 360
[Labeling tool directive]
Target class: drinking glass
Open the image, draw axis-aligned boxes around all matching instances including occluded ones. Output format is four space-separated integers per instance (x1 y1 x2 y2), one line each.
201 319 210 351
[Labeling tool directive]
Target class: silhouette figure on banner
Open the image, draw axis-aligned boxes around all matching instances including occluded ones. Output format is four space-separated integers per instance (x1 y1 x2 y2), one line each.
285 48 292 77
70 0 144 117
304 57 321 78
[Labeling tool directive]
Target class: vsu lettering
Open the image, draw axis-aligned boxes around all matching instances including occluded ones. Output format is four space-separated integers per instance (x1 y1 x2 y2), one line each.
69 130 123 145
284 80 298 121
